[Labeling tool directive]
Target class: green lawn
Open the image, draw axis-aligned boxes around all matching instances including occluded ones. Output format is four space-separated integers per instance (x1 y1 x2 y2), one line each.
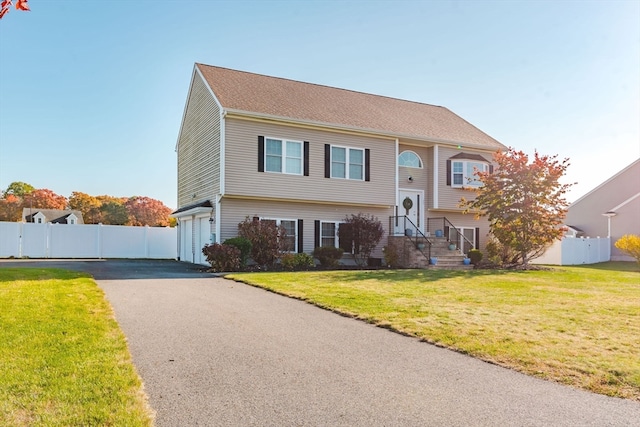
228 262 640 400
0 268 154 426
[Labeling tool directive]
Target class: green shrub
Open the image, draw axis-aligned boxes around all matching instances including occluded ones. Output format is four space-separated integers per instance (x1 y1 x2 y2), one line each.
202 243 241 272
313 246 344 268
615 234 640 264
486 237 518 267
468 249 483 265
293 253 315 270
223 237 252 266
280 253 315 271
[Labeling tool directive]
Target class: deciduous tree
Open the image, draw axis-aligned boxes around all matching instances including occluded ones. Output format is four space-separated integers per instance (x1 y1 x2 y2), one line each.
0 0 29 19
615 235 640 264
461 148 573 268
238 216 285 268
68 192 102 224
0 194 23 221
100 200 129 225
3 181 34 198
23 189 68 210
125 196 172 227
339 213 384 266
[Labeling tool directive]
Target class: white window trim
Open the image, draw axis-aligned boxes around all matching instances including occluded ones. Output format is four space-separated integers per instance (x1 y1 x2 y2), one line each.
398 150 423 168
451 160 489 188
264 137 303 175
260 217 298 253
330 145 364 181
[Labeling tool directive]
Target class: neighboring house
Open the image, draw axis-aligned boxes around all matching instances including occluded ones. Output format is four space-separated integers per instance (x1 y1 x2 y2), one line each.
22 208 84 225
173 63 506 265
565 158 640 262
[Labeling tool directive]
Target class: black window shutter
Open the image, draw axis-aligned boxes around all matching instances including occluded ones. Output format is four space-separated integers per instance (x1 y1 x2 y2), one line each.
304 141 310 176
324 145 331 178
446 160 451 186
298 219 304 253
314 220 320 248
258 136 265 172
475 228 480 249
489 165 494 174
365 149 370 181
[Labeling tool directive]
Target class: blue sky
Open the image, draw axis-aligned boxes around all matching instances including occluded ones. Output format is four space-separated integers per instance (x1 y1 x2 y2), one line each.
0 0 638 209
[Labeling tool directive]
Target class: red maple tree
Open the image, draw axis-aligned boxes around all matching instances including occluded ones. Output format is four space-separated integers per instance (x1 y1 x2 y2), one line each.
0 0 30 19
23 189 68 210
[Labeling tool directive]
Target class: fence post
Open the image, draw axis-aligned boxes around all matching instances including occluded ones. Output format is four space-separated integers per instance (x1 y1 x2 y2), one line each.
18 222 23 258
98 224 103 260
144 226 149 258
46 223 51 259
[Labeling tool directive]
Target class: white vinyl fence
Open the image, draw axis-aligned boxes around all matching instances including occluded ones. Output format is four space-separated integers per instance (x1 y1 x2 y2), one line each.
0 222 177 259
532 236 610 265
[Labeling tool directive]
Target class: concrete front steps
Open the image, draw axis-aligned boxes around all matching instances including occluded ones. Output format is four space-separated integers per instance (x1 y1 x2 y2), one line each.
427 237 473 270
387 236 473 270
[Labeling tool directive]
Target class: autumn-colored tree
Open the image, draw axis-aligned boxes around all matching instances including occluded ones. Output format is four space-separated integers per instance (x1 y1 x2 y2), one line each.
0 193 23 221
100 201 129 225
339 213 384 266
3 181 34 198
238 216 285 267
461 148 573 268
615 235 640 264
0 0 29 19
68 191 103 224
23 189 68 210
125 196 172 227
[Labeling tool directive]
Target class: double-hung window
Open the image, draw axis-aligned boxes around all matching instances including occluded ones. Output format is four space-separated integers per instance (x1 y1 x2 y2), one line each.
451 160 489 188
331 146 364 180
318 221 352 252
265 138 303 175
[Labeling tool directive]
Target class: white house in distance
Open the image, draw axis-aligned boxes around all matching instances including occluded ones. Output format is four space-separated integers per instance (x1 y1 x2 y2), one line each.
565 158 640 261
22 208 84 225
172 64 506 266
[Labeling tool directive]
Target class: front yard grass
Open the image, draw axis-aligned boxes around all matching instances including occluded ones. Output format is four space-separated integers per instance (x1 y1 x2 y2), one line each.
0 268 154 426
228 262 640 400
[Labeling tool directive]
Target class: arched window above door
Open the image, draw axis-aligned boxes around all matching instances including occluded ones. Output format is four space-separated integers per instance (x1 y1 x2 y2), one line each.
398 150 423 168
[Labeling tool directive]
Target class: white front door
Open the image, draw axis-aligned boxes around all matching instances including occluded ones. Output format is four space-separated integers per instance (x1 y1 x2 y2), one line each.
398 189 424 233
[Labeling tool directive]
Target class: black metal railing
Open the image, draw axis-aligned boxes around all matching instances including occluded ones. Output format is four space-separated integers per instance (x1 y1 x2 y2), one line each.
389 215 432 259
425 217 474 255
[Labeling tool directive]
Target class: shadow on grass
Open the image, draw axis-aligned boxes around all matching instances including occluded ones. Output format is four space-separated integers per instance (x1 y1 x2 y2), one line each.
318 268 514 284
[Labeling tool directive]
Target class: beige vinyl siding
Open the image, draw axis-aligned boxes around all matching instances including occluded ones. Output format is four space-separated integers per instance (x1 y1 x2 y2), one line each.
176 72 221 208
220 197 392 257
224 118 395 207
437 145 494 210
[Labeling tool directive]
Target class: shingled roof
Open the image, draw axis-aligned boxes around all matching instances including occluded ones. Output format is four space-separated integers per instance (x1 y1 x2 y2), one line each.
196 63 505 149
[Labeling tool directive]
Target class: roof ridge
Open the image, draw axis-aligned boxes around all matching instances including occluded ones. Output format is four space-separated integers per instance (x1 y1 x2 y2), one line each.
196 63 447 110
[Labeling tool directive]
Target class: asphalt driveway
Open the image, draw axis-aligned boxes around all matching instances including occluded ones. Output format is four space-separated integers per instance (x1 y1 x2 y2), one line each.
3 260 639 426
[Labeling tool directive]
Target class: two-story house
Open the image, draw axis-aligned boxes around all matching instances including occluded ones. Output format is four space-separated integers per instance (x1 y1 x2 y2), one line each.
173 64 506 265
565 158 640 262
